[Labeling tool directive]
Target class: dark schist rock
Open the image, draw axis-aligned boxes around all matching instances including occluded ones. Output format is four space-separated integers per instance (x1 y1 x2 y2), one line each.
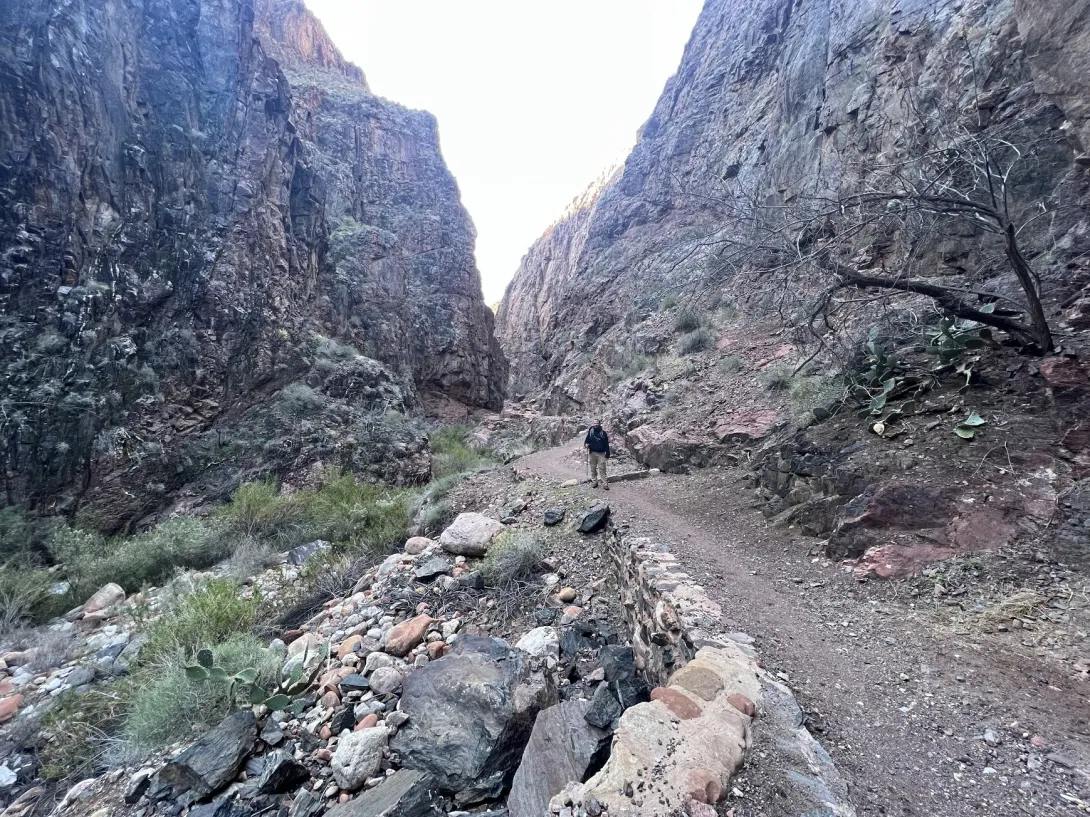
543 507 566 526
597 646 635 681
151 711 257 805
257 749 309 794
322 769 442 817
391 636 557 805
288 787 326 817
584 683 623 730
507 700 611 817
0 0 507 531
287 540 331 566
413 557 452 582
578 505 611 534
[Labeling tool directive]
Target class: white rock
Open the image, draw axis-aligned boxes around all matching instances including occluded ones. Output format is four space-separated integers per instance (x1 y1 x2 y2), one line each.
331 727 388 790
365 652 395 674
404 536 433 555
83 583 125 614
516 627 560 659
369 667 403 695
439 513 505 557
0 764 16 788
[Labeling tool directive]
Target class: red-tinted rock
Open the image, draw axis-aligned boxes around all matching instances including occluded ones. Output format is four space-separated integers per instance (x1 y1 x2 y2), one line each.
712 410 781 443
1040 357 1090 396
726 693 756 718
650 687 702 720
426 641 446 661
384 615 433 657
337 635 364 660
684 768 724 804
850 542 959 580
0 695 23 723
355 713 379 731
320 690 340 710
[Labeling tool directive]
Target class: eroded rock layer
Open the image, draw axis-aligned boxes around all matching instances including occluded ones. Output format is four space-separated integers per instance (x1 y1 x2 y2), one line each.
0 0 506 527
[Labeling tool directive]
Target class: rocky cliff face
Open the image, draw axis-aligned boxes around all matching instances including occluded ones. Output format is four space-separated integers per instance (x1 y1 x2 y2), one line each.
0 0 506 529
497 0 1090 411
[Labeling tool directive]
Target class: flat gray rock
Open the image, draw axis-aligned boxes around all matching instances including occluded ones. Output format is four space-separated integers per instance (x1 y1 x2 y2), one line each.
507 700 610 817
322 769 442 817
153 710 257 805
391 636 556 805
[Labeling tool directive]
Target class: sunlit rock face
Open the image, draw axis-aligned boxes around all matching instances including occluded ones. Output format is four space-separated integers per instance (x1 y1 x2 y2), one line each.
496 0 1090 412
0 0 506 529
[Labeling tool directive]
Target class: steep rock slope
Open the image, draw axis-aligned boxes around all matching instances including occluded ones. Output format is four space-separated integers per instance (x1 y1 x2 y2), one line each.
0 0 505 528
496 0 1090 412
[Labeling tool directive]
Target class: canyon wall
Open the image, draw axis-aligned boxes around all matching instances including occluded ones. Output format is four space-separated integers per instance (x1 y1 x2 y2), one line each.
496 0 1090 412
0 0 506 529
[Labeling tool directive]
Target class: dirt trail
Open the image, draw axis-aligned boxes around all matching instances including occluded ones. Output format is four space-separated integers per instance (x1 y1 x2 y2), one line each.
518 440 1090 817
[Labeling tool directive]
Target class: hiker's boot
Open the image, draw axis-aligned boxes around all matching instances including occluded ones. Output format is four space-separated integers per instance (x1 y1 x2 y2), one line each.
603 482 610 490
591 481 598 488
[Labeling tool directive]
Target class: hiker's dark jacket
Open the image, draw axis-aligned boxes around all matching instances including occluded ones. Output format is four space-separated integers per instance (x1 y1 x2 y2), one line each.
585 427 610 457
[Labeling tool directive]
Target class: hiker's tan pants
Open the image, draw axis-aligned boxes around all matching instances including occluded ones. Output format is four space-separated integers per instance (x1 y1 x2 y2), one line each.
588 451 608 484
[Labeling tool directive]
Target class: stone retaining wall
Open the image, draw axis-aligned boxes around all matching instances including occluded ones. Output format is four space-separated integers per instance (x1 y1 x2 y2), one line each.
561 529 858 817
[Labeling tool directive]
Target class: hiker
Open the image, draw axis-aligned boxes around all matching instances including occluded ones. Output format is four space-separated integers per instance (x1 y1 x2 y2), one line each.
584 418 610 489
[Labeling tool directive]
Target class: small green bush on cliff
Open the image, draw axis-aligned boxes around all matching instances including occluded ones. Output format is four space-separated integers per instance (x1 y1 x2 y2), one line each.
673 309 702 333
141 579 262 664
481 531 544 588
678 328 714 355
123 634 278 752
429 425 494 478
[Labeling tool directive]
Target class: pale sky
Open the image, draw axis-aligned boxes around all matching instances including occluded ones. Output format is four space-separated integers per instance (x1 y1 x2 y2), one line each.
304 1 704 303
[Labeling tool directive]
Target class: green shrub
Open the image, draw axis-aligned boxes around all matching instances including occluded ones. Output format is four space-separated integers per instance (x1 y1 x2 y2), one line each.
229 536 280 579
674 309 701 333
300 473 412 554
419 499 455 537
789 375 844 422
481 531 544 588
141 579 262 664
0 506 57 566
760 363 794 392
277 383 324 418
678 328 714 355
719 355 744 374
659 294 679 311
0 566 53 633
608 354 657 383
216 480 303 545
67 517 229 599
39 682 134 780
123 635 278 752
429 425 492 478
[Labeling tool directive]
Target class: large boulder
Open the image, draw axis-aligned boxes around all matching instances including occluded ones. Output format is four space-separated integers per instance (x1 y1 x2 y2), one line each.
624 426 715 473
439 513 505 556
152 711 257 806
391 635 556 805
507 700 610 817
322 769 442 817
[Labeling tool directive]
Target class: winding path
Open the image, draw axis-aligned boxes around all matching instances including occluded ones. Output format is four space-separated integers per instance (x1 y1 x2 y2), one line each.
516 439 1089 817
